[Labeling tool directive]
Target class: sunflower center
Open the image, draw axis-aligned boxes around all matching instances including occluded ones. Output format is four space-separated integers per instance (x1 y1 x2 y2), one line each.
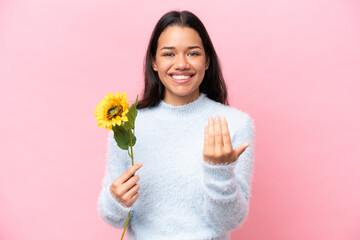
107 105 123 119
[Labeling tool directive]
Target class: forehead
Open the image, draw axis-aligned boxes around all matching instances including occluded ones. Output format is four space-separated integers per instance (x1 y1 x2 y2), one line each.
157 26 203 49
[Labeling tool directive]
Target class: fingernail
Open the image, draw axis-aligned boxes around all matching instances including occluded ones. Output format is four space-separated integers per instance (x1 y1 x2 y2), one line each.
220 116 225 122
215 115 219 121
138 162 143 167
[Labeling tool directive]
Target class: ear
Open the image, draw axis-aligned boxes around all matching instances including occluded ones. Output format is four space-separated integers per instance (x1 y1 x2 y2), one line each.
151 57 158 71
205 56 210 70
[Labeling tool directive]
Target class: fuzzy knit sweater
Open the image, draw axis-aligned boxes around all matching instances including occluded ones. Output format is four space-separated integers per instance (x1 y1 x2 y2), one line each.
97 92 255 240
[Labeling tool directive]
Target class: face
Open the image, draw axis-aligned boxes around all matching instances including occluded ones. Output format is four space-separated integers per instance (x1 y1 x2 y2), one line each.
152 25 210 105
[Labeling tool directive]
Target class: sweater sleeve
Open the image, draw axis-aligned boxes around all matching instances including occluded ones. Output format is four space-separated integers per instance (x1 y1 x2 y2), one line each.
97 131 133 229
201 114 255 233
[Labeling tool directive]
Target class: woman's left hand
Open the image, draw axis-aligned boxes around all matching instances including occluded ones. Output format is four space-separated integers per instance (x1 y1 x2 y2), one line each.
203 115 250 165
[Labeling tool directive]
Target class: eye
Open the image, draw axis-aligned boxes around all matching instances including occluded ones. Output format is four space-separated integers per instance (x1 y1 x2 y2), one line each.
162 52 174 57
188 52 200 56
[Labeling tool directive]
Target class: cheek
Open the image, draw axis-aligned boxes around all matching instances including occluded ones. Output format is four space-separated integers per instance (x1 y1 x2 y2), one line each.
158 66 169 75
191 58 207 70
157 61 172 73
195 64 207 73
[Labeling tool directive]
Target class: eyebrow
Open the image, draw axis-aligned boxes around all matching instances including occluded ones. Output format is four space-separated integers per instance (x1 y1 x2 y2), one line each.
160 46 202 50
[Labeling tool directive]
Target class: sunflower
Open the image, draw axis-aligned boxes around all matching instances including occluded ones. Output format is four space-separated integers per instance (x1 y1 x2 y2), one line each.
94 91 130 130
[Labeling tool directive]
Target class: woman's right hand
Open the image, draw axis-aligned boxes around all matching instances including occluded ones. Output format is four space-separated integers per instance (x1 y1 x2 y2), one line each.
110 162 143 207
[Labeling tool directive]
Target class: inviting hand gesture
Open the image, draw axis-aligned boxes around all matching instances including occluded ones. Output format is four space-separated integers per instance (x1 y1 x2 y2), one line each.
203 115 250 165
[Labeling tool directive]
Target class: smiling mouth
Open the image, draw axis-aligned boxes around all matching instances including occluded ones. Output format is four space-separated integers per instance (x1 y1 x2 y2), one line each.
169 75 193 84
170 74 195 80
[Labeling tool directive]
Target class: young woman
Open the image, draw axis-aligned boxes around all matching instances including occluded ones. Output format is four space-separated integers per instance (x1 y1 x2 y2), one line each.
98 10 255 240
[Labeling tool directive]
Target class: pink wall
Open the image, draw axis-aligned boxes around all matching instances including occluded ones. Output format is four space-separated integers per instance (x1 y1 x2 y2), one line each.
1 0 359 239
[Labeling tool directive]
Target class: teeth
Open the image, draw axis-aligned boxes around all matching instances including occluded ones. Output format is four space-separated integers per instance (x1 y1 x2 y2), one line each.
171 75 191 80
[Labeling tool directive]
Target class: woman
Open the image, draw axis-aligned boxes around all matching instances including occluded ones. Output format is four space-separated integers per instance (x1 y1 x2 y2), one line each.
98 10 255 240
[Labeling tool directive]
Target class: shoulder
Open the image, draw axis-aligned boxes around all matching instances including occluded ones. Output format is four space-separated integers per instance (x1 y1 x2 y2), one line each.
135 105 159 121
207 98 255 133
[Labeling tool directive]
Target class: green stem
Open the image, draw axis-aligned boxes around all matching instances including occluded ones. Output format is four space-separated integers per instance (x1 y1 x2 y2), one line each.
121 211 131 240
129 129 134 165
121 129 135 240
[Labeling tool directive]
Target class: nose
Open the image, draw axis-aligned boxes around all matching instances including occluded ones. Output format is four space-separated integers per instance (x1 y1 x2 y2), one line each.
174 54 189 70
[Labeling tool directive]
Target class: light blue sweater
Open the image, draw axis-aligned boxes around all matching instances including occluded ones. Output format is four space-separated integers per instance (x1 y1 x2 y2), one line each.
98 93 255 240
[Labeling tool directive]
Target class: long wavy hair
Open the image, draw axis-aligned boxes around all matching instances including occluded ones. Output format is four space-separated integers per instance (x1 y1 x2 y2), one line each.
137 10 228 109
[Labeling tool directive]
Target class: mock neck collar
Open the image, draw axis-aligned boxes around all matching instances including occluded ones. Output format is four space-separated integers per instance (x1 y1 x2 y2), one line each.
157 93 209 118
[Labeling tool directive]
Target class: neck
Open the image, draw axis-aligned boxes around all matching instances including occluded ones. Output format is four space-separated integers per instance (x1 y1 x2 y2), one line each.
163 91 200 106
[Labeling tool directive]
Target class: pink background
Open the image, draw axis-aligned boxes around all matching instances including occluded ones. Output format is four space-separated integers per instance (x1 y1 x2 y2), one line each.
1 0 359 239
